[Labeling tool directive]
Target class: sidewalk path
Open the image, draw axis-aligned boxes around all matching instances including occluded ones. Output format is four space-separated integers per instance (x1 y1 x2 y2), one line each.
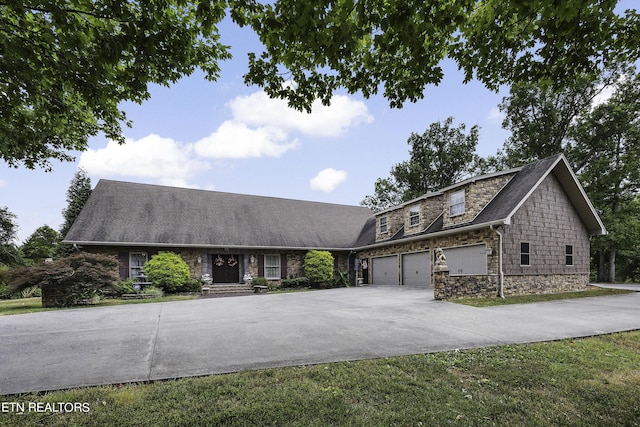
1 287 639 395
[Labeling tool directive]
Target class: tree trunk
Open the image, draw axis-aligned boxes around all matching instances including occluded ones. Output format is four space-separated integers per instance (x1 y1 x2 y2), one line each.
608 245 617 283
598 250 606 282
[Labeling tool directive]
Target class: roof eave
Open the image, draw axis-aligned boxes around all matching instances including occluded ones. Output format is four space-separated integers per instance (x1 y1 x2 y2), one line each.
354 219 508 251
61 240 356 252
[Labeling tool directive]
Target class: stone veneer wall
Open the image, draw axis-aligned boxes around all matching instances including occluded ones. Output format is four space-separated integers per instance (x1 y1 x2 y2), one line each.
433 271 499 300
403 195 444 237
503 274 589 296
443 174 513 227
376 208 405 241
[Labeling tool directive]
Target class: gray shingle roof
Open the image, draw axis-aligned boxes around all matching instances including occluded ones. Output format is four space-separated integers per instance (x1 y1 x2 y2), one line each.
64 180 374 249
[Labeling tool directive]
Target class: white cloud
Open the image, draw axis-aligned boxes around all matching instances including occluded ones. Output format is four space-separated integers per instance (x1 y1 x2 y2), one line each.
310 168 348 193
487 106 504 122
0 179 6 188
227 91 373 137
79 134 210 187
193 121 300 159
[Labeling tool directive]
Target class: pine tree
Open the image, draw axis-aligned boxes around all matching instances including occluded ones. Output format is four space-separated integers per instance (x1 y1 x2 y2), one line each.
57 169 92 256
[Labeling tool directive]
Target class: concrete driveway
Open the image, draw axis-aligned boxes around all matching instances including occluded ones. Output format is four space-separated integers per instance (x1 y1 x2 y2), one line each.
1 286 639 395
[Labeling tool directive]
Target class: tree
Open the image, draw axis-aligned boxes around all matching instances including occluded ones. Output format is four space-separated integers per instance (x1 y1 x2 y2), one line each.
1 1 230 170
568 73 640 282
21 225 60 264
499 67 627 167
58 168 92 253
0 207 22 266
304 250 334 287
3 1 640 169
1 252 120 307
361 117 479 211
242 0 640 111
144 252 192 293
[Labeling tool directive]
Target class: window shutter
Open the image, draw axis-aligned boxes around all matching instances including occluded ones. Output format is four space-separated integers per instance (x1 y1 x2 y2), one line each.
281 254 287 279
258 254 264 277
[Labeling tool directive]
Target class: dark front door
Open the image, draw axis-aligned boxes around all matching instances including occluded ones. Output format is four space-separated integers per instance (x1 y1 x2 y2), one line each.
212 254 240 283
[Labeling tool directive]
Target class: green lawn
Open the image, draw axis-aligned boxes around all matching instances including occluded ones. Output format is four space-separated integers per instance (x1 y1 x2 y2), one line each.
0 295 199 316
455 286 634 307
1 330 639 426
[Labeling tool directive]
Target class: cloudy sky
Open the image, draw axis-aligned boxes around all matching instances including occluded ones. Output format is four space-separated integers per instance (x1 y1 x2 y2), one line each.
2 16 532 243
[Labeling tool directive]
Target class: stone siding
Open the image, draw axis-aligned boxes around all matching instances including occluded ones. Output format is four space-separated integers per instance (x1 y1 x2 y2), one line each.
504 274 589 296
376 208 405 241
403 195 444 237
443 174 513 227
433 270 499 300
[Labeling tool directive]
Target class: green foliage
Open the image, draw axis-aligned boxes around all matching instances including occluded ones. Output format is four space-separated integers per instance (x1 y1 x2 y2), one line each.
252 277 269 287
143 252 192 293
3 1 639 170
241 0 639 112
1 252 119 307
1 1 230 170
333 270 351 288
182 279 204 293
20 225 60 263
304 250 334 287
108 279 136 297
58 168 92 249
0 206 23 266
281 277 310 289
361 117 480 211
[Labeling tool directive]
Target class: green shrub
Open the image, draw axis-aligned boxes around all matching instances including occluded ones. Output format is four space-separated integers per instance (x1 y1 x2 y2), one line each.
281 277 310 288
0 252 119 307
144 252 191 293
252 277 268 287
107 279 136 297
304 250 334 288
333 270 351 288
182 278 203 293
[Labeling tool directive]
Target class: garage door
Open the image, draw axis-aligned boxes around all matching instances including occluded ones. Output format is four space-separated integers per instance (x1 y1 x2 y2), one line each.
372 255 399 286
402 252 431 288
443 244 487 275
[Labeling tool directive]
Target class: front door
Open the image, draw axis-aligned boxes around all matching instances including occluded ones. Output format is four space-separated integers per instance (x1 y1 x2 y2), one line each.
212 254 240 283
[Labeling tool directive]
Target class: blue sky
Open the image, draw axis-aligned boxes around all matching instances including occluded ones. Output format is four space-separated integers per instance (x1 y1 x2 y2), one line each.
0 17 542 243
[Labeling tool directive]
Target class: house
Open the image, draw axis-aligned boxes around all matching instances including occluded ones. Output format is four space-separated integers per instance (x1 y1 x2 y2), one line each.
62 180 373 284
63 154 606 299
356 154 606 298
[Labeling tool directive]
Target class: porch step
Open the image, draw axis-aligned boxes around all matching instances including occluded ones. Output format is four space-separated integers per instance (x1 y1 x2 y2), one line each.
200 284 255 298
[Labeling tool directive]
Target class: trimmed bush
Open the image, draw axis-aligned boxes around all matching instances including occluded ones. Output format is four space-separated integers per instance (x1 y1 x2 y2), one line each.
1 252 119 307
281 277 310 288
304 250 334 288
144 252 191 293
252 277 268 287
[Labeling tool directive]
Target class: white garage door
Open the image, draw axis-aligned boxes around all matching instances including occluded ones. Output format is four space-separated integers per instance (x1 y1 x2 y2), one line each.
443 244 487 275
402 252 431 288
372 256 399 286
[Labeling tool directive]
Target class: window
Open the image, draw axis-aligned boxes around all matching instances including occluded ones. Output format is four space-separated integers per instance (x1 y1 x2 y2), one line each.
520 243 530 266
566 245 574 266
130 252 148 279
264 254 281 279
449 190 465 216
409 207 420 227
379 216 388 233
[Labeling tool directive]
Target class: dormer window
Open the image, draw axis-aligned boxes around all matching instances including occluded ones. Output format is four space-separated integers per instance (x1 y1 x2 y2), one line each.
379 216 388 233
409 207 420 227
449 190 465 216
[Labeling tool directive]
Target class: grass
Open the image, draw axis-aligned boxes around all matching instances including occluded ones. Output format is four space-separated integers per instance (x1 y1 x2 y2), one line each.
1 330 639 426
0 295 199 316
455 286 634 307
